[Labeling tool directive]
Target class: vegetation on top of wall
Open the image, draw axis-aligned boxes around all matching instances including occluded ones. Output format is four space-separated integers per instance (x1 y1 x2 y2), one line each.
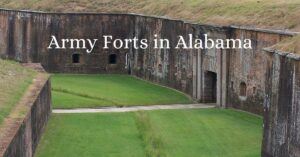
271 35 300 54
0 0 299 31
0 59 36 126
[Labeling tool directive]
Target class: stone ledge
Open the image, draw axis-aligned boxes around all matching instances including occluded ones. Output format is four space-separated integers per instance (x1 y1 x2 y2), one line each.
263 47 300 61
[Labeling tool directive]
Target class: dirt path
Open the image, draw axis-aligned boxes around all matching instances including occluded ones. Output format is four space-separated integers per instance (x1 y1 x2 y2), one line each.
52 103 216 113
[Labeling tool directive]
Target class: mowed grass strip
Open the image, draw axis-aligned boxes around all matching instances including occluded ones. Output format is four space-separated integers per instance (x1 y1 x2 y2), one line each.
35 109 262 157
0 59 36 125
51 74 192 108
35 113 146 157
146 109 263 157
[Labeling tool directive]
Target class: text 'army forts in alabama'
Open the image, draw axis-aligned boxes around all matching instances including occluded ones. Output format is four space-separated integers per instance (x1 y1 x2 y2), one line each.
48 34 252 53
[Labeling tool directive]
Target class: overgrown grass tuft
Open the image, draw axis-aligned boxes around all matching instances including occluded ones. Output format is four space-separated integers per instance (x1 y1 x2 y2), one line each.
135 111 167 157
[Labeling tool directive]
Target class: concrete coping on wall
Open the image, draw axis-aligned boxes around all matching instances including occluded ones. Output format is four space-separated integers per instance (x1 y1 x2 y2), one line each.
0 8 299 36
229 25 299 36
263 48 300 61
0 64 50 156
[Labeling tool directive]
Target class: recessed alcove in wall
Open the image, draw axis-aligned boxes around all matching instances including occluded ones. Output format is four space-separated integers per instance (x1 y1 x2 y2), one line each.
72 54 81 64
158 64 162 73
239 82 247 101
239 82 246 96
109 54 117 64
253 87 256 95
203 71 217 103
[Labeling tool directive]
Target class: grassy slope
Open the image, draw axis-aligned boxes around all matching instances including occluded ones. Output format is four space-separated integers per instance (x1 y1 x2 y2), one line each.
51 74 192 108
272 35 300 54
35 108 262 157
0 0 299 31
0 59 36 125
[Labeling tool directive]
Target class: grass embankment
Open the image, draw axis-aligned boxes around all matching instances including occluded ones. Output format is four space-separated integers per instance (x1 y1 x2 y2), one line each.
0 0 299 31
35 108 262 157
51 74 192 108
271 35 300 54
0 59 36 126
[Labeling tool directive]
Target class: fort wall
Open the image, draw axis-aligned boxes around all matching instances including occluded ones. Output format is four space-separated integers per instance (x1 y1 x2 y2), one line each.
0 8 299 157
0 9 294 114
262 49 300 157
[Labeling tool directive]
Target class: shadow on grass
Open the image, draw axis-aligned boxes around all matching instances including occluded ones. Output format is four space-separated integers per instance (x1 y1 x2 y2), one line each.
52 87 120 106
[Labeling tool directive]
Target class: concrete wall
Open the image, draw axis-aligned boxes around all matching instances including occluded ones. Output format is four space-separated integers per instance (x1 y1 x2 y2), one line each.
0 74 51 157
262 49 300 157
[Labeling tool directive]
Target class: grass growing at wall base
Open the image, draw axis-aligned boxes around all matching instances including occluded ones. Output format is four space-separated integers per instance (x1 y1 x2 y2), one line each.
35 108 262 157
51 74 193 108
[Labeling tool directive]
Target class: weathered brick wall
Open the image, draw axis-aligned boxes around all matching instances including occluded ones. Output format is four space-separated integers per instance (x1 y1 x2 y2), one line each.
0 9 227 100
0 9 131 73
0 77 51 157
0 9 294 113
227 29 290 114
1 8 300 157
130 18 228 102
262 50 300 157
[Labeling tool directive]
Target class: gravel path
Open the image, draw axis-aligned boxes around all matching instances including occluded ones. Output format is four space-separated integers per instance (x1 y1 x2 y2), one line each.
52 103 215 113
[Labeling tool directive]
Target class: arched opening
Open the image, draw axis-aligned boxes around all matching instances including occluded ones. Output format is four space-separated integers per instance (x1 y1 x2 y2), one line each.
239 82 247 97
109 54 117 64
72 54 80 63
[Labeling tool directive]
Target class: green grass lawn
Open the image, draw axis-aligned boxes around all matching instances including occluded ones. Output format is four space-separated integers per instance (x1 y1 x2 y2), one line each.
0 59 36 126
35 108 262 157
35 112 145 157
51 74 192 108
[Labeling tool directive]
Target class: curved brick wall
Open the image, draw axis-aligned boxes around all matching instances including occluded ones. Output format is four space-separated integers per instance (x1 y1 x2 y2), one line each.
0 8 295 115
0 8 299 157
